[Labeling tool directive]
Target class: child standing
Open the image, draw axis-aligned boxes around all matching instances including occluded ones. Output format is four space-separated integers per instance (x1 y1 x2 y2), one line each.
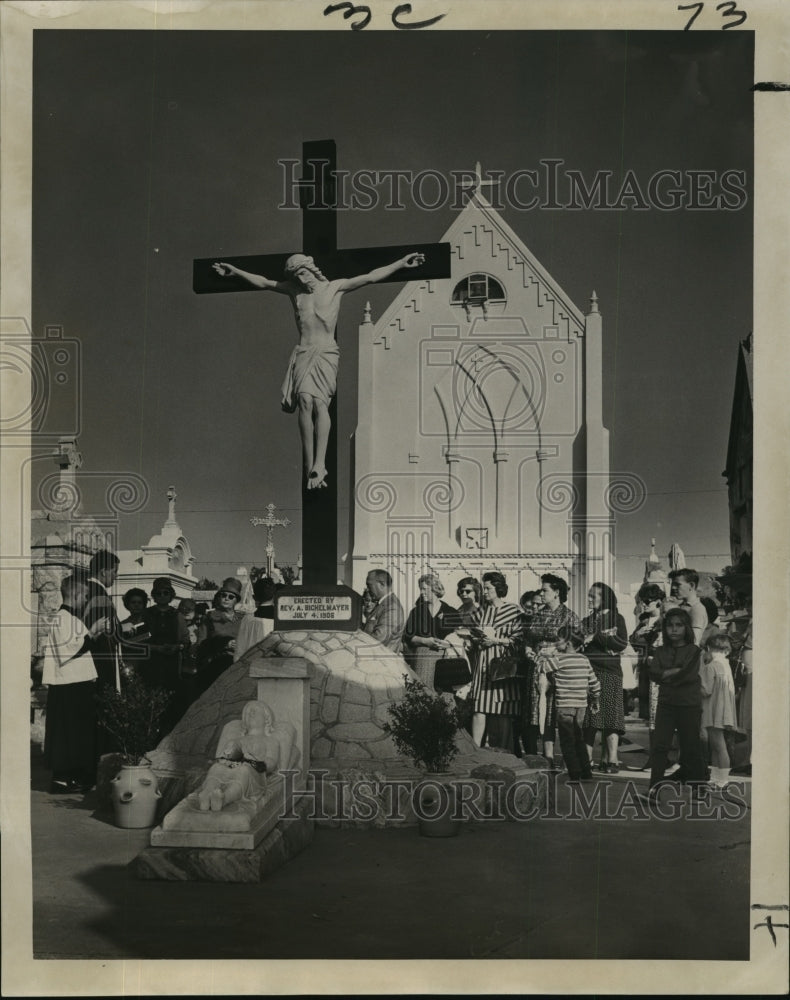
543 625 601 781
647 608 707 799
700 632 738 789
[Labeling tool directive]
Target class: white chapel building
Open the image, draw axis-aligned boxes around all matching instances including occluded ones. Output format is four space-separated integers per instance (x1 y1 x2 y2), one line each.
347 176 616 619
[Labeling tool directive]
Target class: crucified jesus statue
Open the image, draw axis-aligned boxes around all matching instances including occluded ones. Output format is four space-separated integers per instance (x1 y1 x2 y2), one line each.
212 251 425 489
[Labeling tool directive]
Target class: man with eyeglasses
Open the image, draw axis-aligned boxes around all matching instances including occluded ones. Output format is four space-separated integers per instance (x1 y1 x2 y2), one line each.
196 577 246 695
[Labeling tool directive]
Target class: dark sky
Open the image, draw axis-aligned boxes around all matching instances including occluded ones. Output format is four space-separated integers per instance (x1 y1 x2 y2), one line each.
31 29 753 587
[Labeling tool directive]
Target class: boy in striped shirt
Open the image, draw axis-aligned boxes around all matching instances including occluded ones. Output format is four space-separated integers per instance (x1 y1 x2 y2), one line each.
542 625 601 780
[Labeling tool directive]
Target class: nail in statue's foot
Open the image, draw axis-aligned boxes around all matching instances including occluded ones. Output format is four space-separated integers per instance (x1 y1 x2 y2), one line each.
307 465 328 490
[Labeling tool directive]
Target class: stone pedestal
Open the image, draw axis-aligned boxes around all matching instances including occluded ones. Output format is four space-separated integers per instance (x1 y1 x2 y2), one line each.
133 796 314 883
247 655 312 789
151 775 287 850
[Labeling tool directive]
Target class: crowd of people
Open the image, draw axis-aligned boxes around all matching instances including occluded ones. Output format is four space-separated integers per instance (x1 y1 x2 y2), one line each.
359 566 753 793
358 567 628 771
40 554 752 799
40 552 281 795
630 568 753 796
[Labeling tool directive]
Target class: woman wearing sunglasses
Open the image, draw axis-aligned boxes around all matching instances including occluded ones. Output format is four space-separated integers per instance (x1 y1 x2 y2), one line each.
195 578 246 696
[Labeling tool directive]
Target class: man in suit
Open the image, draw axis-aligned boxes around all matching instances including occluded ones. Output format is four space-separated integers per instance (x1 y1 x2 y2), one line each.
362 570 405 653
83 549 122 694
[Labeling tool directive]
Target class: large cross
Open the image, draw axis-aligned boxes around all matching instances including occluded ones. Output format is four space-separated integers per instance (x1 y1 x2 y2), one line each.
194 140 451 586
250 503 291 579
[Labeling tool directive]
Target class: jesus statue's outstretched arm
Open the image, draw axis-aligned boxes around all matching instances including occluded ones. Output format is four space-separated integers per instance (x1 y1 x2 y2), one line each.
212 261 292 294
337 252 425 292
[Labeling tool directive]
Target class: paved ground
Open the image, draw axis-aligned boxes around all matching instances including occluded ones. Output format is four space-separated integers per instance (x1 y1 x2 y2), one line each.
31 716 751 961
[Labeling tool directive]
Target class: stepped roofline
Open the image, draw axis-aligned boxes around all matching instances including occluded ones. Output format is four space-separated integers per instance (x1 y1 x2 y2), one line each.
369 187 585 335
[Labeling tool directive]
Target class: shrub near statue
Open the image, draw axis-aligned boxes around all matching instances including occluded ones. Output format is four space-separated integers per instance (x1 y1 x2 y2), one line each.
384 675 461 774
385 676 464 838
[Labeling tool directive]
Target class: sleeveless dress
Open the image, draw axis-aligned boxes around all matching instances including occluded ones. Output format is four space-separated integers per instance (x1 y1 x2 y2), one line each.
700 653 737 729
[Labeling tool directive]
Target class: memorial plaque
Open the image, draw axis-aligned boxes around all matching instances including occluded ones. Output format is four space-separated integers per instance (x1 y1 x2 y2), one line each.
274 585 362 632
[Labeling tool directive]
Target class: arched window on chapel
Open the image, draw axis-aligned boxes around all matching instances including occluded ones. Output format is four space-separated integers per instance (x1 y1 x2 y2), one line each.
450 273 506 319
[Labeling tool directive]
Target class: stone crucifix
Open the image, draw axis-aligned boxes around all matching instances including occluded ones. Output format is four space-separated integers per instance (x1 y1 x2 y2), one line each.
212 249 425 491
193 140 451 584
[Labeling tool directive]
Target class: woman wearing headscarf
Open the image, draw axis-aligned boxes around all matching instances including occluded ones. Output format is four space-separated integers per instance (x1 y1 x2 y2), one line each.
581 581 629 773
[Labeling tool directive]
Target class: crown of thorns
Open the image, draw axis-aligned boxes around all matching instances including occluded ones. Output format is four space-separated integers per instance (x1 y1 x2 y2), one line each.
284 254 319 277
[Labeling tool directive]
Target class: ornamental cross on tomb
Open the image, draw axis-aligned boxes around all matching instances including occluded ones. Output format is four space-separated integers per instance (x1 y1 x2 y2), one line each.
194 139 451 585
250 503 291 579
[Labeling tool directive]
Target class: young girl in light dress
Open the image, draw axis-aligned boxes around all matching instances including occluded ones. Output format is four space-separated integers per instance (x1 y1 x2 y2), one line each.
700 632 738 789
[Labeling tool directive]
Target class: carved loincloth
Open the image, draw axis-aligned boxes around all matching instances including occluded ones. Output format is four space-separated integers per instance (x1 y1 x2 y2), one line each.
280 342 340 412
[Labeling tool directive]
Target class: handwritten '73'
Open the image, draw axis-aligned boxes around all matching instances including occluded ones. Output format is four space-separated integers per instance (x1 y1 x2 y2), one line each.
324 2 446 30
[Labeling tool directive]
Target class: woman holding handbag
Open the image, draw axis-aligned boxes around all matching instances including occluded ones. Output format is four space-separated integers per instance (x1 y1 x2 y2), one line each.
468 571 524 751
433 576 483 730
434 576 482 690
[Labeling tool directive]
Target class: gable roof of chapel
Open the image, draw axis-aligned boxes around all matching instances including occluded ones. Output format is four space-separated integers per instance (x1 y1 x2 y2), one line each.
369 188 586 339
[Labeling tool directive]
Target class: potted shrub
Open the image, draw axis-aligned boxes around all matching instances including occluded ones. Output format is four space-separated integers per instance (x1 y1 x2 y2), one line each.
384 675 463 837
96 674 171 828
